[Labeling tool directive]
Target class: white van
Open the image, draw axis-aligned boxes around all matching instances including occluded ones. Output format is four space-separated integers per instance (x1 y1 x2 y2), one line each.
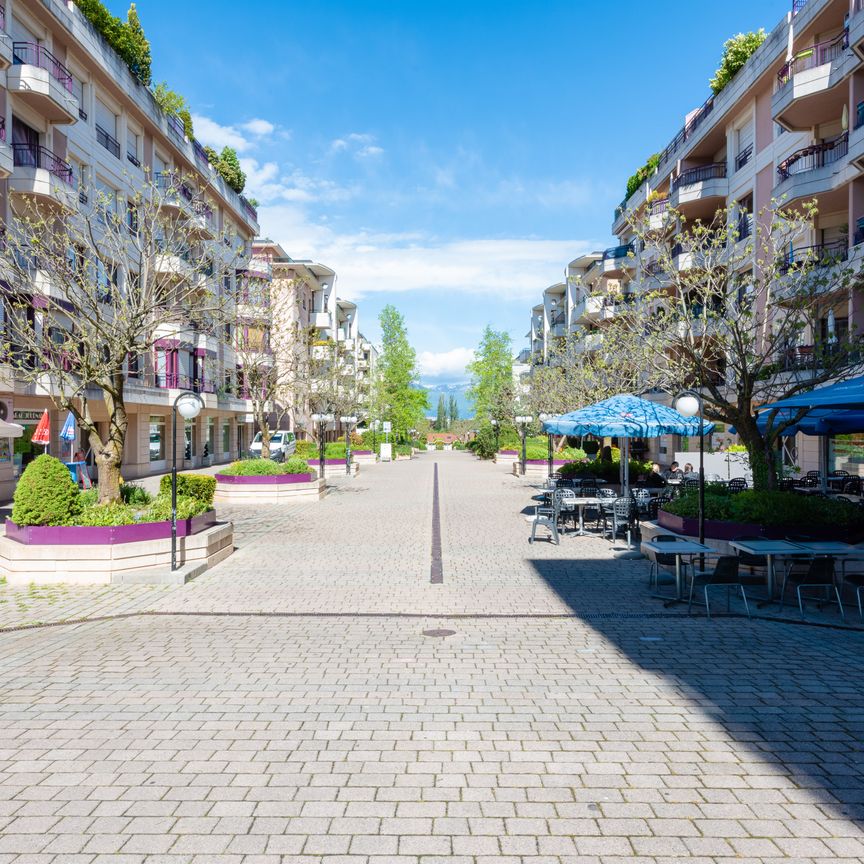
249 430 296 461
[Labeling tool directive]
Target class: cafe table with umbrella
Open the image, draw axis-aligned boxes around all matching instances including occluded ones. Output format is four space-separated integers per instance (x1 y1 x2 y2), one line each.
541 394 713 557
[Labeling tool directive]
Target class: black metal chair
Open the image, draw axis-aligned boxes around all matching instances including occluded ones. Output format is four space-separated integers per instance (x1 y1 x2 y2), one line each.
728 477 748 493
647 533 686 589
688 556 751 619
604 498 636 546
779 556 844 620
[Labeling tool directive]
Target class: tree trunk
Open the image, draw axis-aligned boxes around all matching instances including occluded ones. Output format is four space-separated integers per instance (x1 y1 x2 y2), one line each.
91 427 124 504
733 417 777 492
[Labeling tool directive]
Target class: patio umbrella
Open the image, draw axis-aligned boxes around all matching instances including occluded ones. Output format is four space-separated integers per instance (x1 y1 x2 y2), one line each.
0 420 24 439
31 410 51 453
541 393 714 496
59 411 76 461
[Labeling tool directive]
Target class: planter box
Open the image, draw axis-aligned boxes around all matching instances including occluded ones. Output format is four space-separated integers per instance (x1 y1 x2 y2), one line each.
496 450 518 467
657 509 862 543
352 450 377 465
215 473 325 503
512 459 572 478
0 516 232 586
5 511 216 545
307 459 359 476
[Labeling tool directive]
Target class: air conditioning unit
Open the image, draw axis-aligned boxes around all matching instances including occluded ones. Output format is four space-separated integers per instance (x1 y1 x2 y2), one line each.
0 399 12 423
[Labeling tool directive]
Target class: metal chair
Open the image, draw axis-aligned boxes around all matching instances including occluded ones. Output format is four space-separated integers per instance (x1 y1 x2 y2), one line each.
728 477 748 493
529 490 562 545
688 556 751 619
843 476 862 495
684 478 700 490
597 487 617 499
631 487 652 517
647 533 687 589
604 497 636 546
839 570 864 620
557 488 578 533
779 556 844 620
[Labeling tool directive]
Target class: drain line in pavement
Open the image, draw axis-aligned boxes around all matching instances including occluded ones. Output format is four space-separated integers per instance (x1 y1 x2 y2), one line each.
430 462 443 584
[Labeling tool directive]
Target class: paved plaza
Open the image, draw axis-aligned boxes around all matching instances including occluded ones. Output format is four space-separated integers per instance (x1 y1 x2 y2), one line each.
1 452 864 862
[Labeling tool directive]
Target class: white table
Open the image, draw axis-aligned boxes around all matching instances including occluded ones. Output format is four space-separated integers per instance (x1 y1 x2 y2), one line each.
571 497 603 536
728 539 807 600
642 539 714 602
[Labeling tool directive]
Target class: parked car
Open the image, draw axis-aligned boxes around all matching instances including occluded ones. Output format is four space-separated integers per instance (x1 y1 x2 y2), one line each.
250 430 296 462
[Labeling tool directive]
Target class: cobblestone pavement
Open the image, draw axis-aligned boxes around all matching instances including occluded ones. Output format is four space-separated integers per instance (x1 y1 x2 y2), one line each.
1 452 864 862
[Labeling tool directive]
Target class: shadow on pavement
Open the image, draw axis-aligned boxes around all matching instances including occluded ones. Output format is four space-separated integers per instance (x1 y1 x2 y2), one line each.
528 555 864 826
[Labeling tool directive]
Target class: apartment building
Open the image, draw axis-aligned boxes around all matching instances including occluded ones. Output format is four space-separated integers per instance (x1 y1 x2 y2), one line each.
521 0 863 470
0 0 262 495
251 239 378 437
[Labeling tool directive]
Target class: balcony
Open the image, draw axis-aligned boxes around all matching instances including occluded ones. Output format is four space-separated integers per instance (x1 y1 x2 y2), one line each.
9 43 78 123
573 332 603 354
95 124 120 159
601 243 635 276
777 240 848 276
774 30 856 131
154 172 195 212
670 163 728 214
572 294 603 323
0 7 12 69
548 310 566 337
657 94 715 172
189 202 217 238
154 241 195 280
311 311 331 330
147 373 217 395
647 197 671 231
0 118 11 178
774 133 848 201
9 144 75 209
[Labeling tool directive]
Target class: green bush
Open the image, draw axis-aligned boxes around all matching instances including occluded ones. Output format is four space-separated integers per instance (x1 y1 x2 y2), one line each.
120 483 152 506
473 425 497 460
79 487 98 508
557 458 653 482
435 442 444 451
710 29 766 95
146 494 208 522
221 459 285 476
324 442 347 459
74 502 136 527
626 153 660 200
74 0 152 85
664 488 864 533
283 457 312 474
394 444 413 457
12 455 82 526
158 473 215 508
453 440 466 450
294 440 317 459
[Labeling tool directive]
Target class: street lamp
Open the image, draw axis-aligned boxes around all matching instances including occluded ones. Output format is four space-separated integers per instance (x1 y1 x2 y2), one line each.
515 415 533 475
539 413 555 478
675 390 705 547
171 391 204 572
340 415 358 475
311 412 334 479
490 419 499 452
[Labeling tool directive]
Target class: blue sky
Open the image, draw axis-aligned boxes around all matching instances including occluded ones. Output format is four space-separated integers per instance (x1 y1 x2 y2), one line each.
135 0 790 383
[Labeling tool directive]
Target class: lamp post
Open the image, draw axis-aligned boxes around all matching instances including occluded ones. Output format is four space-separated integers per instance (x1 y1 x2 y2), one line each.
539 413 554 477
515 415 532 475
171 391 204 572
311 412 334 479
675 390 705 546
340 415 357 475
490 419 499 453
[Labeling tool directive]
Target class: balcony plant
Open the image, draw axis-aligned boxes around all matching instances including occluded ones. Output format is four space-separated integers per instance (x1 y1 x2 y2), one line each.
625 153 660 201
709 30 766 95
74 1 152 86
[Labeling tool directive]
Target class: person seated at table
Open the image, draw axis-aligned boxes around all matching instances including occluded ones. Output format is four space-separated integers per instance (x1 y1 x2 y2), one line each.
644 462 666 488
682 462 698 480
662 461 683 481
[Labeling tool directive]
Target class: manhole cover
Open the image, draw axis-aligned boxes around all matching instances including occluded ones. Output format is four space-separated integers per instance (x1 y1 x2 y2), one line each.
423 628 456 638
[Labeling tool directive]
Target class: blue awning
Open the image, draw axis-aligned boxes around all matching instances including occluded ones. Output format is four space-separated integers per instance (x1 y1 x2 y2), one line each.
755 375 864 414
750 406 864 437
541 393 714 438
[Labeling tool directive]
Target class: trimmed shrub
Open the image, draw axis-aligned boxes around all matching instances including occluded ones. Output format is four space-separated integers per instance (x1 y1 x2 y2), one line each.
74 502 136 527
159 473 215 508
12 455 82 526
394 444 413 457
473 425 497 460
435 442 444 450
146 494 208 522
121 483 152 505
294 440 318 459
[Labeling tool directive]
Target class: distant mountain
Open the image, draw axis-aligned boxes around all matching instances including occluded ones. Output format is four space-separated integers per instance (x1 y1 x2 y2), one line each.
421 382 474 420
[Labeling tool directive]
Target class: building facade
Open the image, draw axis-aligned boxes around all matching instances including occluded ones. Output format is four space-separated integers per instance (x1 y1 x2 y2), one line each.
0 0 262 496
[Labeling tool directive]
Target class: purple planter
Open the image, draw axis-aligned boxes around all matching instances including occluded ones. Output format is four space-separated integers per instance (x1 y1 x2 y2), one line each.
353 450 373 455
5 510 216 546
307 459 349 466
524 459 571 466
499 449 518 455
657 509 862 542
216 472 313 484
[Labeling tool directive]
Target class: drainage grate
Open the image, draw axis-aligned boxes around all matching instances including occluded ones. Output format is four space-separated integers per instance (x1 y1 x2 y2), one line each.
423 628 456 638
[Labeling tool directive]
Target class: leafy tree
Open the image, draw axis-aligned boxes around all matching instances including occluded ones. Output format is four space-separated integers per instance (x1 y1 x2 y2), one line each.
625 153 660 200
448 394 459 424
710 30 766 94
435 394 447 431
152 82 188 117
74 1 151 85
372 305 427 442
617 200 863 490
467 327 514 423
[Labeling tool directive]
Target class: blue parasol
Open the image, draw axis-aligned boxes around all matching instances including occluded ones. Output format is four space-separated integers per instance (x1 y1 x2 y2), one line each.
59 411 76 461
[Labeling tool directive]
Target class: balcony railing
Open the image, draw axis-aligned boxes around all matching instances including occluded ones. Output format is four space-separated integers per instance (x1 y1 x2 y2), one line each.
671 162 727 191
240 196 258 221
778 240 848 273
154 171 194 204
792 0 808 14
778 30 848 85
856 101 864 131
166 112 185 141
658 94 715 168
549 311 566 327
736 213 753 241
777 133 848 180
648 197 669 216
12 42 73 91
735 144 753 172
602 243 634 261
192 138 210 167
150 373 216 394
12 143 74 184
0 116 5 143
95 124 120 159
127 151 140 168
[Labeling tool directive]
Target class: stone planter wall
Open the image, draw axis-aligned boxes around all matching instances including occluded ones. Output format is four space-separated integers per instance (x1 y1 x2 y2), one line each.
352 451 376 465
215 473 325 503
0 517 233 586
496 451 518 467
512 460 572 479
307 459 359 476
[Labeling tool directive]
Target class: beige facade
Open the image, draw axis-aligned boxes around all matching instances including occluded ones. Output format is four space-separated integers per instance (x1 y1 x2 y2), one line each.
0 0 262 496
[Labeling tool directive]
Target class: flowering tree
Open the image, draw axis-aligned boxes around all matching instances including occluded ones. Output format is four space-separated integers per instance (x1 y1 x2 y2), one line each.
1 172 237 502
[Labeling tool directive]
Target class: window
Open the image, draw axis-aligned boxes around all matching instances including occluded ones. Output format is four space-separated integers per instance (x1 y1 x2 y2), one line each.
94 179 117 222
126 202 139 232
127 130 140 167
96 259 117 303
149 416 166 461
206 417 215 456
95 98 119 158
72 78 86 121
222 422 230 454
185 419 197 459
243 326 269 352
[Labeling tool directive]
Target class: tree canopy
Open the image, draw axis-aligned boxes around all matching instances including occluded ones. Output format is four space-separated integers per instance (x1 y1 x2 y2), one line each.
467 327 514 422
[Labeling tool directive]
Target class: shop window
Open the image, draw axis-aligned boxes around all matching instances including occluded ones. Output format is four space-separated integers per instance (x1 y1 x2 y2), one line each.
149 415 166 461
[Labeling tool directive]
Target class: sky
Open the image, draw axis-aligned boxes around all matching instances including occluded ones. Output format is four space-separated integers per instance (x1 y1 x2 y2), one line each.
132 0 790 384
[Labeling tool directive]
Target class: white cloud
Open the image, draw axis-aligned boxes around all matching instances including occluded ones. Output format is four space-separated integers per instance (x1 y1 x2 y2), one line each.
329 132 385 160
192 114 252 152
419 347 475 379
242 118 275 136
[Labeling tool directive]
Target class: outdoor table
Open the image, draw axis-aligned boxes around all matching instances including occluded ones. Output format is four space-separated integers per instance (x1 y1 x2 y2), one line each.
642 538 713 603
792 541 862 580
572 497 603 536
728 539 806 600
